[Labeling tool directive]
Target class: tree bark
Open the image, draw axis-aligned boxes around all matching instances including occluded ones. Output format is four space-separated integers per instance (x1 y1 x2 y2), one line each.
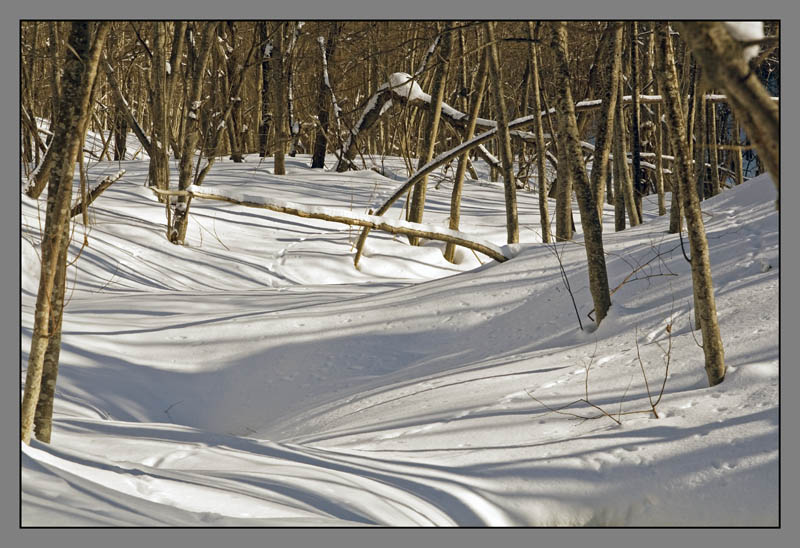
693 82 708 201
590 22 623 223
630 21 645 220
676 21 778 207
147 22 171 196
657 22 725 386
485 21 519 244
445 43 489 263
407 22 451 245
613 76 640 229
22 21 110 444
311 23 340 169
258 22 272 157
708 100 722 196
528 22 552 243
272 23 287 175
551 21 612 324
170 22 217 245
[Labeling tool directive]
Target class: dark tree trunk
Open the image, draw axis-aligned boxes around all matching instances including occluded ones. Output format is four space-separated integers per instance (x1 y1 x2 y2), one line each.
311 23 340 169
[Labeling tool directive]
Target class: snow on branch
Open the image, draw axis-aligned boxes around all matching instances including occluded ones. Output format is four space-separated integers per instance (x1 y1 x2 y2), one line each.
70 170 127 218
335 70 778 174
149 185 510 263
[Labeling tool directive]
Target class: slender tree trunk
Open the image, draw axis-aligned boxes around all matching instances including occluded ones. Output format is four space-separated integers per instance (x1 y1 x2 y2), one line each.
272 23 287 175
407 22 451 245
708 100 722 196
148 22 171 197
613 124 627 232
613 77 640 229
590 22 623 222
445 44 489 262
170 22 217 245
551 21 612 324
22 21 110 444
166 22 188 159
286 22 303 158
528 22 552 243
733 118 744 186
630 21 644 220
258 22 272 157
693 83 708 201
676 21 778 206
485 21 519 244
655 101 667 215
311 23 340 169
657 22 725 386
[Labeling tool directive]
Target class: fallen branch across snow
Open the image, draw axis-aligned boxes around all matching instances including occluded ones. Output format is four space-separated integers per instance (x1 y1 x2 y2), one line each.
149 185 510 264
70 170 127 218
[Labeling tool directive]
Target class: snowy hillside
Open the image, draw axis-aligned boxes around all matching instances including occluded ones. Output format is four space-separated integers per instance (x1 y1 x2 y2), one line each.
21 154 778 526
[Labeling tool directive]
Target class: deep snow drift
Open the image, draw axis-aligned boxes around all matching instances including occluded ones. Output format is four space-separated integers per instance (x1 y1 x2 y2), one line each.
21 152 778 526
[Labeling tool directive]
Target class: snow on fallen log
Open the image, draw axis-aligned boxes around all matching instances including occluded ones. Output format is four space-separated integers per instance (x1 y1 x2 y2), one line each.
70 170 127 218
149 185 510 264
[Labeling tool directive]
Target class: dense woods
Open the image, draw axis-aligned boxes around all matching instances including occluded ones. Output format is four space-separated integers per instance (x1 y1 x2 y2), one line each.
20 20 779 444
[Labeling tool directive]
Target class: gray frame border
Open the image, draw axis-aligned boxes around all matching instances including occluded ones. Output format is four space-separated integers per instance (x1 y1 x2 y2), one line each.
6 1 795 547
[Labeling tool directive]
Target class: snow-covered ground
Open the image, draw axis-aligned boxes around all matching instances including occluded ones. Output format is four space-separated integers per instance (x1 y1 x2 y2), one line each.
21 150 778 526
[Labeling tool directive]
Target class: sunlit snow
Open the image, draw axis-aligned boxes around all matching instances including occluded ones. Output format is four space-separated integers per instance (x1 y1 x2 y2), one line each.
21 136 778 526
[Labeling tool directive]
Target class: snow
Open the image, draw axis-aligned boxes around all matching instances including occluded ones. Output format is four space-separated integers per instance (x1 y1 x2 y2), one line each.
383 72 427 102
21 146 778 526
723 21 764 62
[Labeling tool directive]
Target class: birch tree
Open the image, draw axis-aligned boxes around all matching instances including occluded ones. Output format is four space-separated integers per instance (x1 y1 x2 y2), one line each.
22 21 111 444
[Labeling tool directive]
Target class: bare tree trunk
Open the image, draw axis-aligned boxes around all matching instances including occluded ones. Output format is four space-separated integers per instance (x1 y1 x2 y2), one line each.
708 99 722 196
445 43 489 262
286 22 303 157
258 22 272 157
590 22 623 222
22 21 110 444
733 118 744 186
630 21 645 220
222 23 245 163
407 22 451 245
654 101 667 215
528 22 552 243
148 22 171 196
657 22 725 387
613 76 640 228
551 21 612 324
676 21 778 206
485 21 519 244
311 23 340 169
272 23 287 175
170 22 217 245
166 22 188 159
693 83 708 201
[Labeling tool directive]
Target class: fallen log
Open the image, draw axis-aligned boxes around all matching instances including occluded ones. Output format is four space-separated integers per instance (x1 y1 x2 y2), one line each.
149 186 510 264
